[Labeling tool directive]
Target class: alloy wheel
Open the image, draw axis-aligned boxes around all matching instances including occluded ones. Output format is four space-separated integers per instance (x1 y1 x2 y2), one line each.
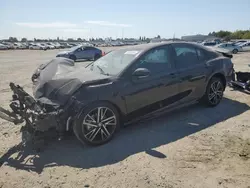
208 80 223 105
82 107 117 143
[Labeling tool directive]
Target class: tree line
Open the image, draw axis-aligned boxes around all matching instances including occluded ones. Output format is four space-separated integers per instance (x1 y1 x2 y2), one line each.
208 30 250 40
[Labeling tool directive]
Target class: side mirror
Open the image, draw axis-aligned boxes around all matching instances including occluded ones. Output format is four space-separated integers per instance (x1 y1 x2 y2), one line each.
132 68 150 79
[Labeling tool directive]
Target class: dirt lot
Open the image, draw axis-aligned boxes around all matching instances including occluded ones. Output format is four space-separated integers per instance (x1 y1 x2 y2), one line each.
0 49 250 188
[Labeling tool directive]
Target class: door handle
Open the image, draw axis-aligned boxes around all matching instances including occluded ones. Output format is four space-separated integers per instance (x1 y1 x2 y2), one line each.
189 75 205 81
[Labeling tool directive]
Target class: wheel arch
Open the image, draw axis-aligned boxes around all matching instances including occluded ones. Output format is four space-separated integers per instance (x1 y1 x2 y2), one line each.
211 72 226 90
203 72 226 97
75 100 125 124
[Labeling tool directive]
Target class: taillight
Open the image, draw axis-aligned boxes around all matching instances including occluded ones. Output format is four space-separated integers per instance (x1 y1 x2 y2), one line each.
102 51 105 56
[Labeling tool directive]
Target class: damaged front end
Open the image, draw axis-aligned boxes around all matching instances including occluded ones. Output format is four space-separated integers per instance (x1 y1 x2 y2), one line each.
0 82 79 150
0 57 112 150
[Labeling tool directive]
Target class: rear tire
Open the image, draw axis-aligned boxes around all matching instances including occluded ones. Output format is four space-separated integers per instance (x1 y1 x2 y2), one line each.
74 102 120 146
69 55 76 61
201 77 225 107
94 54 101 61
232 49 238 54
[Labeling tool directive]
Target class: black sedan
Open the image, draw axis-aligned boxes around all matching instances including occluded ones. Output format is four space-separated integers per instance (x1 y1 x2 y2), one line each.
0 42 234 148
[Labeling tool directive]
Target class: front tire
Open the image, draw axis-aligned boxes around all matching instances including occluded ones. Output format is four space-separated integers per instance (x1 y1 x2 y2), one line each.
74 102 120 146
69 55 76 61
202 77 225 107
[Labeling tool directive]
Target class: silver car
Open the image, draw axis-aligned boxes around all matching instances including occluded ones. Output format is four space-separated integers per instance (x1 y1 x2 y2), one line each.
56 45 103 61
239 42 250 52
0 43 8 50
215 43 243 54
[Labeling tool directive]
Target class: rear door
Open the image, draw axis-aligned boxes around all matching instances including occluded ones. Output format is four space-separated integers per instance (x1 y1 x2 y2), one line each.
87 47 100 59
83 47 93 59
243 43 250 51
171 43 208 104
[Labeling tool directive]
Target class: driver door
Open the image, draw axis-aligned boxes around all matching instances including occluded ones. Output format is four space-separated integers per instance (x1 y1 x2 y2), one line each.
74 47 84 59
122 45 180 118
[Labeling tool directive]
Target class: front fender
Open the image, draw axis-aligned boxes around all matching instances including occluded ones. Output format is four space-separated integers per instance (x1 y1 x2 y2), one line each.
73 82 127 115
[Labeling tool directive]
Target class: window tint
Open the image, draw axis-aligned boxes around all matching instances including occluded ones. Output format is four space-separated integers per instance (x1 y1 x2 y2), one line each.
134 46 172 75
196 48 206 61
143 48 169 64
172 45 199 68
85 47 94 50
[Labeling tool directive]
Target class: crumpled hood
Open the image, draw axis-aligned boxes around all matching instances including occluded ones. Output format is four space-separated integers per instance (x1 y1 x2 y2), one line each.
32 57 110 105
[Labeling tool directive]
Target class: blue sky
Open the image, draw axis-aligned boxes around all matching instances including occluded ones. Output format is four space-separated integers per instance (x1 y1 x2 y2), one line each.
0 0 250 40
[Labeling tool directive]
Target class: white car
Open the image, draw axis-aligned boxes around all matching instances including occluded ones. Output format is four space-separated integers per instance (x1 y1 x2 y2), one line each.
13 43 26 49
29 44 46 50
239 42 250 52
39 43 50 50
46 43 56 49
52 42 61 49
82 42 94 47
0 43 8 50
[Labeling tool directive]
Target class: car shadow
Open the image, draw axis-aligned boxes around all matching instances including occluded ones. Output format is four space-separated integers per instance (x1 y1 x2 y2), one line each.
0 97 249 174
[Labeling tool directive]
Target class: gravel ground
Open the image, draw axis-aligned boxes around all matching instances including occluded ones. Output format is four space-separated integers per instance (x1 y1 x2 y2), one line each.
0 49 249 188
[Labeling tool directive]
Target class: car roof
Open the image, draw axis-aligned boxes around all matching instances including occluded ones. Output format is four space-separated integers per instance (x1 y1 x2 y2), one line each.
116 41 209 52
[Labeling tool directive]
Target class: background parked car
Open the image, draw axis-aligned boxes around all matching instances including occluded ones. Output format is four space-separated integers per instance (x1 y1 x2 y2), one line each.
29 43 47 50
59 42 72 48
1 42 15 49
239 42 250 52
56 45 104 61
214 43 243 54
0 43 8 50
52 42 61 49
46 42 56 49
21 43 29 49
202 41 217 46
13 42 26 49
39 43 50 50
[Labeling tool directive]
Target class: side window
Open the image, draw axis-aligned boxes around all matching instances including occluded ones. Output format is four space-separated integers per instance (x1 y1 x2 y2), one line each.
134 46 172 75
76 48 82 52
196 48 206 61
172 44 199 69
85 47 91 50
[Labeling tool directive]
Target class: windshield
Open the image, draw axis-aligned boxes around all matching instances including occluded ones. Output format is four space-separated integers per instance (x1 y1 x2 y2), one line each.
69 45 81 51
90 49 141 75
